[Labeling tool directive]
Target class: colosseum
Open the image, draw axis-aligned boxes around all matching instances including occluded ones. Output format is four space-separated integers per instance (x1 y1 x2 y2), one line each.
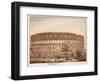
30 32 86 64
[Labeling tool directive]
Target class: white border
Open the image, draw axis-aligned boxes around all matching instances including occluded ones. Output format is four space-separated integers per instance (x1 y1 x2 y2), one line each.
20 6 95 76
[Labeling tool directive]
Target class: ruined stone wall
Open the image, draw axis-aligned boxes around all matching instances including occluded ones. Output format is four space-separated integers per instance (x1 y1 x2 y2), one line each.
30 32 86 63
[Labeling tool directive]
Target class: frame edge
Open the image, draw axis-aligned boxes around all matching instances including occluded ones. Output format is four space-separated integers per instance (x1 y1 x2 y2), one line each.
11 2 20 80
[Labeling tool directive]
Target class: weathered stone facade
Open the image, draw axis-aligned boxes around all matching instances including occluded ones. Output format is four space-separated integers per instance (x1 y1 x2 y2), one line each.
30 32 86 63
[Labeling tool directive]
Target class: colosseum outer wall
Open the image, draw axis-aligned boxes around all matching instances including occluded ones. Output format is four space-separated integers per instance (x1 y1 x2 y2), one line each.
30 32 86 63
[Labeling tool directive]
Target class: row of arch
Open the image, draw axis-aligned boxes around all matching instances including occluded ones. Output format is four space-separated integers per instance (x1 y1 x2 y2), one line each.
31 33 84 42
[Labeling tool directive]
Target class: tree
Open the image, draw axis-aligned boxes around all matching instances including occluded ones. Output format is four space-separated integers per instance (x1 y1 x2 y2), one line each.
75 49 86 61
61 44 69 52
61 44 74 61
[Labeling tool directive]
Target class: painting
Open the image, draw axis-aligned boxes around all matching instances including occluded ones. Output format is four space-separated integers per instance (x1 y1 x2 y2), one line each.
28 15 87 64
11 2 97 80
